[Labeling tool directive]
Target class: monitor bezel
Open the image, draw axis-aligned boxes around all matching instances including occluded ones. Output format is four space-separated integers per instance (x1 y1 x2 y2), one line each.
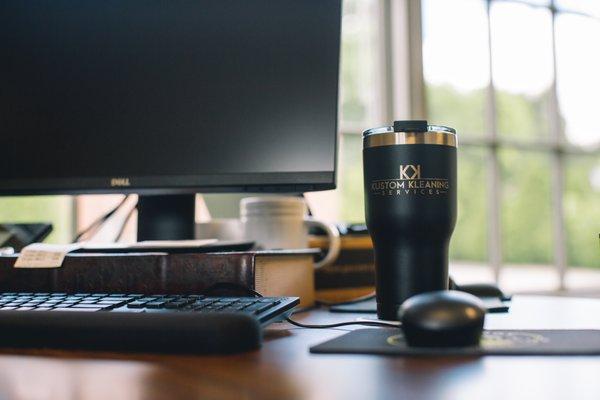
0 0 341 197
0 170 337 196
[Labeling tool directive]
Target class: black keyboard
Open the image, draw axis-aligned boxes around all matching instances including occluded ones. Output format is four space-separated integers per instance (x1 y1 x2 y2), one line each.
0 292 299 354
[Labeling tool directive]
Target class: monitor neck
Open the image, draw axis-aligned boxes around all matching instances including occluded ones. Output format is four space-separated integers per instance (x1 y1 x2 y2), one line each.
137 194 196 241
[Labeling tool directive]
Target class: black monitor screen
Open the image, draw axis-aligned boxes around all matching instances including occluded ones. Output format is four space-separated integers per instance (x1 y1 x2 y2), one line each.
0 0 340 194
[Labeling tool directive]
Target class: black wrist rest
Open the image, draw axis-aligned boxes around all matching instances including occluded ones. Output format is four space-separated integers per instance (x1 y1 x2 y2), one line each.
0 311 262 354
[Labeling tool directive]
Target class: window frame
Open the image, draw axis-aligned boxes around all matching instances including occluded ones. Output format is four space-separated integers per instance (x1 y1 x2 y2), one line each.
339 0 600 288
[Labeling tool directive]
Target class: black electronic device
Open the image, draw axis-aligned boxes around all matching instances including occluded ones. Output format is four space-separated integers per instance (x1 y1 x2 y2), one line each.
0 293 299 354
454 283 512 302
398 291 486 347
0 0 342 241
0 223 53 251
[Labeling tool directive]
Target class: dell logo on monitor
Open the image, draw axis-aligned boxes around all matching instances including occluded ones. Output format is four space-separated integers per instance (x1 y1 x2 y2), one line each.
110 178 131 187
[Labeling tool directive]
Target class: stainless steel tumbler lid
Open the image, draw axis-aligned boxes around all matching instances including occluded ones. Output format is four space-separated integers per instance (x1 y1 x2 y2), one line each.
363 120 457 148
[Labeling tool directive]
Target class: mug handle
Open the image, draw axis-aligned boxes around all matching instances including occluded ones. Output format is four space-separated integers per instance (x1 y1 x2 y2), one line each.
304 218 341 269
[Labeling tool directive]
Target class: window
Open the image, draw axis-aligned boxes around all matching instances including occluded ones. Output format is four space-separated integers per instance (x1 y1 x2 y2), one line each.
422 0 600 289
0 197 75 244
316 0 599 291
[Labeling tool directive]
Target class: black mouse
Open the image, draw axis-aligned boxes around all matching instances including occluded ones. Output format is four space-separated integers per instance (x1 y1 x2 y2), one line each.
398 290 486 347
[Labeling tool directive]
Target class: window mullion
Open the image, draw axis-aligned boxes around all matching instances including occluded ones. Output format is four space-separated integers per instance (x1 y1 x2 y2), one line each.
485 0 503 283
379 0 394 122
549 1 568 289
388 0 425 120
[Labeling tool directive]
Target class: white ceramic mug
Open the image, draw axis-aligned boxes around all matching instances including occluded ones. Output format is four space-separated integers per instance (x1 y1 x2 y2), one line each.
240 196 340 269
195 219 244 241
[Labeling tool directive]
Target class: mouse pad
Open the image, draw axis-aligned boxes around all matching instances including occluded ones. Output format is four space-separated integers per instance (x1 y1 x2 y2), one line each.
310 329 600 356
329 298 510 314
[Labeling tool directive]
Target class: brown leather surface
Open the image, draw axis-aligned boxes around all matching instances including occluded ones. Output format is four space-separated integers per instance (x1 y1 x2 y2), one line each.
0 253 256 294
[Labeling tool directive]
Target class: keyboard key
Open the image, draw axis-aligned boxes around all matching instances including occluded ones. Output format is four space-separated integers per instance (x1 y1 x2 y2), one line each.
71 304 111 310
52 307 103 312
242 304 265 314
127 301 148 308
162 296 181 302
145 301 167 309
33 307 51 311
37 303 59 308
212 302 233 308
96 301 127 309
16 307 34 311
256 298 278 303
256 303 278 314
141 296 162 302
194 299 217 306
236 298 258 303
164 301 190 309
0 307 17 310
100 297 133 302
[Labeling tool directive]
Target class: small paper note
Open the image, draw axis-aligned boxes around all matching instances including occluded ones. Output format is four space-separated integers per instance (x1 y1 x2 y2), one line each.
14 243 84 268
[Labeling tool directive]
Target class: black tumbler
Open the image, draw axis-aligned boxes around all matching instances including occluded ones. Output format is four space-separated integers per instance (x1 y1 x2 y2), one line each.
363 120 457 320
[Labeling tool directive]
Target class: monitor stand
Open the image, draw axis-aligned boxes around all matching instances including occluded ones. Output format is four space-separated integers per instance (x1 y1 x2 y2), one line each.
137 194 196 241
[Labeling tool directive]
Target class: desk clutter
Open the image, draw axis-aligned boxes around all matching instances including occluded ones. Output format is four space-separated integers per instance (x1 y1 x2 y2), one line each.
0 250 318 306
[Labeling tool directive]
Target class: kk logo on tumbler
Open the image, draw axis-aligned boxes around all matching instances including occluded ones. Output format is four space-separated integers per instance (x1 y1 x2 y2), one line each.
399 165 421 180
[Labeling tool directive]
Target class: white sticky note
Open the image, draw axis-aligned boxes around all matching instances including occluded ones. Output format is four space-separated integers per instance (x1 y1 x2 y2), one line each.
14 243 83 269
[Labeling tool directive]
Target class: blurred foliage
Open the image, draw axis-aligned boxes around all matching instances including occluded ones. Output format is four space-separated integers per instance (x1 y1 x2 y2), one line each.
565 155 600 268
451 147 488 262
340 33 367 124
500 149 553 264
426 85 486 137
496 90 553 140
339 134 364 223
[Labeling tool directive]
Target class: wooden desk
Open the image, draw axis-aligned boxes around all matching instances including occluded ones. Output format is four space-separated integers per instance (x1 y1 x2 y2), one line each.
0 295 599 400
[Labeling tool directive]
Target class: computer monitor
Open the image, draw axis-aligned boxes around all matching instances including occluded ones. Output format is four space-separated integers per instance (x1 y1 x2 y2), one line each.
1 0 341 240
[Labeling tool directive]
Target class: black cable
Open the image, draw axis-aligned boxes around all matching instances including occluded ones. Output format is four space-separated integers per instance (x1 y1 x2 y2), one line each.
285 318 399 329
73 195 132 242
201 282 397 329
